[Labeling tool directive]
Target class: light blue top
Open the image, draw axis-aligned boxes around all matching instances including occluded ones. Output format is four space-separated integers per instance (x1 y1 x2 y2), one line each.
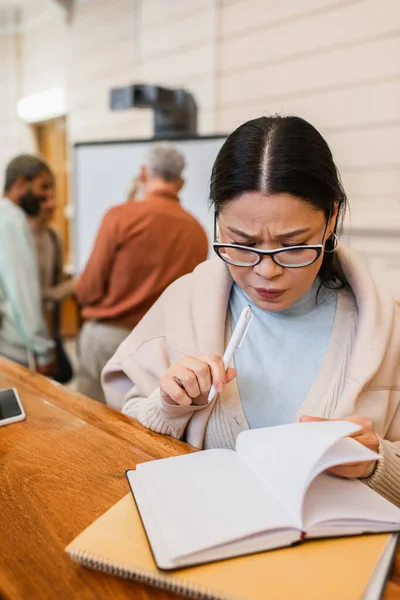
0 198 53 366
229 278 337 429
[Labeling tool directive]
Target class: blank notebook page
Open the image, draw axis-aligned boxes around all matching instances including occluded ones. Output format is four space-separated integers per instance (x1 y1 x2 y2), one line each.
136 449 294 560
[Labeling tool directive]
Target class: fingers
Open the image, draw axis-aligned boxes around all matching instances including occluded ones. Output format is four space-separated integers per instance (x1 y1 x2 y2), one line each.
349 430 379 451
300 415 375 449
341 416 379 452
300 415 376 440
226 367 236 383
299 414 380 479
328 460 376 479
329 464 360 479
160 375 193 406
160 355 237 407
179 356 212 394
197 354 228 393
345 415 373 436
172 365 201 398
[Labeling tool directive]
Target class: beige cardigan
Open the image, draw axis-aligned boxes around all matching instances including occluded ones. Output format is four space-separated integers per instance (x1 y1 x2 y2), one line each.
102 246 400 506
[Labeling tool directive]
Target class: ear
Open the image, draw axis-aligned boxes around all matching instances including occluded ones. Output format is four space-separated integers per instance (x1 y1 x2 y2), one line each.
328 202 340 236
175 178 184 193
14 175 29 194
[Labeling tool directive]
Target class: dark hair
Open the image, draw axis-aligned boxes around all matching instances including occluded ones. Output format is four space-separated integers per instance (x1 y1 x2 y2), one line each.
210 115 347 287
4 154 51 193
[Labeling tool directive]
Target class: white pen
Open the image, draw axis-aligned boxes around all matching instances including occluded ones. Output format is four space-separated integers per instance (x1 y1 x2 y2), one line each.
208 304 253 403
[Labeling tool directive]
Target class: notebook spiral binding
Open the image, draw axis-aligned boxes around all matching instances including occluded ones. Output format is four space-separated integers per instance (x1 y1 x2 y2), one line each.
69 549 234 600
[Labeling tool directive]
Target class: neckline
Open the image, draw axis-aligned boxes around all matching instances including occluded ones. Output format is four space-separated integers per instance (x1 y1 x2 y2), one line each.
222 286 353 437
147 189 180 203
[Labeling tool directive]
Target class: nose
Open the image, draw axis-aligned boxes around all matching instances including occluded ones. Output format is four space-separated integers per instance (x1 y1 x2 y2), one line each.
253 255 284 280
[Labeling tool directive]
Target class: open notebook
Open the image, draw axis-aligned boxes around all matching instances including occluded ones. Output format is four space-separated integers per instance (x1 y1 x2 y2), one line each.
127 421 400 569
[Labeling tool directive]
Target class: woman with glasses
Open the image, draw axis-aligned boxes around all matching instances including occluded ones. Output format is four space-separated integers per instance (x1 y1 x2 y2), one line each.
103 115 400 506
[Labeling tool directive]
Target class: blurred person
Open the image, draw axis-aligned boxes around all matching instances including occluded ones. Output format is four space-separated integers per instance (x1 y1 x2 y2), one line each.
0 155 54 373
28 177 75 383
75 142 208 402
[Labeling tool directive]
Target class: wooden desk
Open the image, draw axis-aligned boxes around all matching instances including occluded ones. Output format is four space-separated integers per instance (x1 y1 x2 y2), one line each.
0 358 189 600
0 357 399 600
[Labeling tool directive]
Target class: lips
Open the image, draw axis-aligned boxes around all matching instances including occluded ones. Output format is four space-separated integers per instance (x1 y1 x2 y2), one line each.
254 288 285 301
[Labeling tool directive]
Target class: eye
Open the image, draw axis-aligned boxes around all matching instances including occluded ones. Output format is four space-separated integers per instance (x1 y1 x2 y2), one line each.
231 240 257 248
283 247 307 254
281 242 308 248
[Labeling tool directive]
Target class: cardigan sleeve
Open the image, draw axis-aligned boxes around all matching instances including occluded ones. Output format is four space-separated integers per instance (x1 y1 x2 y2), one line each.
122 386 207 441
363 437 400 507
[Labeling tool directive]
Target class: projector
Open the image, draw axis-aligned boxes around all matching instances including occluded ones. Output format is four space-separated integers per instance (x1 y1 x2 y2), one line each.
109 84 197 138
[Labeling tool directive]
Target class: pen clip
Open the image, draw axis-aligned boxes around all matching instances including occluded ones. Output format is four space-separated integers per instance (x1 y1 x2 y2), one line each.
236 309 253 349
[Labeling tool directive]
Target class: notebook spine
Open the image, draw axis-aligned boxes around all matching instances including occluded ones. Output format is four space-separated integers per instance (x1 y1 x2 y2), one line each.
68 549 233 600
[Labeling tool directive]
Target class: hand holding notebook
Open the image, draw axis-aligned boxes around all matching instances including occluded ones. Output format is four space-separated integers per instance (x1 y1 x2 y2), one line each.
127 421 400 570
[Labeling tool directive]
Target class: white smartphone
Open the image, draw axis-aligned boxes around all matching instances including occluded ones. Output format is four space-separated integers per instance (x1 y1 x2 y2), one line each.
0 388 26 426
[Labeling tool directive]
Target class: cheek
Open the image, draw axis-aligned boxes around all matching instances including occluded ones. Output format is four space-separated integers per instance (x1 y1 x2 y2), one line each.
227 256 323 299
30 183 41 196
286 260 322 296
226 264 252 288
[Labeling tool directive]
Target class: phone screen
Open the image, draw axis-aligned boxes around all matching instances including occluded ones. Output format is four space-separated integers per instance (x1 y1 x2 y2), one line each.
0 389 23 420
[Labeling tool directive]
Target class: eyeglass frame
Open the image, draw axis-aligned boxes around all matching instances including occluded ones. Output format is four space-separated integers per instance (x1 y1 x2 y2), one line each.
212 212 331 269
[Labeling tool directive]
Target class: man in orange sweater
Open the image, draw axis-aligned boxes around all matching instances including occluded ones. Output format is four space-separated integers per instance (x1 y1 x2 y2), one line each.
75 142 208 402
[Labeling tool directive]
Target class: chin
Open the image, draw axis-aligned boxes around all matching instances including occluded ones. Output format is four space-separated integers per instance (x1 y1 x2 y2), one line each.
253 298 289 312
247 290 290 312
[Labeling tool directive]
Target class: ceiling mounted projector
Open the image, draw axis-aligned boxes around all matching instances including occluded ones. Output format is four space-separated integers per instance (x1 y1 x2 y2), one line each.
110 84 198 138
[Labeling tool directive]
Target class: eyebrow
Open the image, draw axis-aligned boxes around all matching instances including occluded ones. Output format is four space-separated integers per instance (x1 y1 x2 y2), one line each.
226 226 311 240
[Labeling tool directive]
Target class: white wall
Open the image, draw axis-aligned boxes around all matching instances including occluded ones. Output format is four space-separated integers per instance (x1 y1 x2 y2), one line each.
216 0 400 233
18 0 67 98
1 0 399 234
0 8 35 191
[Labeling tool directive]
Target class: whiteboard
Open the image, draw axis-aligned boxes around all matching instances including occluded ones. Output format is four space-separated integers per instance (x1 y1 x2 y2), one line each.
73 136 226 272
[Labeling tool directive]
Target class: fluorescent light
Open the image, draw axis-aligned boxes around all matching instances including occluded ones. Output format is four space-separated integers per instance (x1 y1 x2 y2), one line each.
17 87 66 123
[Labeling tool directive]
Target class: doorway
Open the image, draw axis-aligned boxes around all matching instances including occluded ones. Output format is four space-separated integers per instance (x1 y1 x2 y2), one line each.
32 116 79 338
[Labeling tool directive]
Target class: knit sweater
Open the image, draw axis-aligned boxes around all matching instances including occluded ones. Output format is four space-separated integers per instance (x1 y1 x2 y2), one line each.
204 285 357 449
227 279 339 430
102 247 400 507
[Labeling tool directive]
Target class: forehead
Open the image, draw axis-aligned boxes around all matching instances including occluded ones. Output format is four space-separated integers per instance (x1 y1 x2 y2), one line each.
31 169 53 186
219 192 322 227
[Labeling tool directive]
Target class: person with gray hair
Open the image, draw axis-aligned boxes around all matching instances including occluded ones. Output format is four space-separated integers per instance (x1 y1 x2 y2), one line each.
126 143 186 201
146 142 185 182
75 142 208 403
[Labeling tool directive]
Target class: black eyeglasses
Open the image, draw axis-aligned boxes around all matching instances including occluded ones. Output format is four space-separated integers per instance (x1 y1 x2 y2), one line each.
213 214 330 268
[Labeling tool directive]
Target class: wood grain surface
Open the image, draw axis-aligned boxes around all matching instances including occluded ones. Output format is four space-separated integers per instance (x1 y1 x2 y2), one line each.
0 358 186 600
0 357 398 600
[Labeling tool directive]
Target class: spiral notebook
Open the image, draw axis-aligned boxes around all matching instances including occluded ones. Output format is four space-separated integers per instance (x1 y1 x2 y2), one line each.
66 491 398 600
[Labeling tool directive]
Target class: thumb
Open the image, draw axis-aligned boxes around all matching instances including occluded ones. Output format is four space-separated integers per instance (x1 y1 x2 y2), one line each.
226 367 236 384
300 415 328 423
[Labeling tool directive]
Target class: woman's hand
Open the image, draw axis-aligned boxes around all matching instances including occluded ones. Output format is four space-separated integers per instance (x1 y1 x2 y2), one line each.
300 415 379 478
160 355 236 407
